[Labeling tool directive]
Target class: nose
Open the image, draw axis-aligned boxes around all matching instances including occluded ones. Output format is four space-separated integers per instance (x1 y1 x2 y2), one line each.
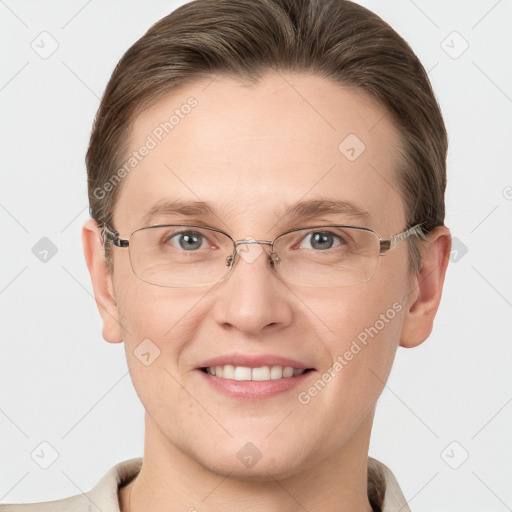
212 241 294 336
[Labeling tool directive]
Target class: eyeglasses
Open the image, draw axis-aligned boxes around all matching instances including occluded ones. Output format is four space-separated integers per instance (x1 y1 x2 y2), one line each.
100 222 424 288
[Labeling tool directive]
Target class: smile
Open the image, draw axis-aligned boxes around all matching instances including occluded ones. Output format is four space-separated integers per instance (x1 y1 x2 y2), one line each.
201 365 309 381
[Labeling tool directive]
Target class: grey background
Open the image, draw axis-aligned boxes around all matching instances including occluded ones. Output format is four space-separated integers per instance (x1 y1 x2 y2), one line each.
1 0 511 510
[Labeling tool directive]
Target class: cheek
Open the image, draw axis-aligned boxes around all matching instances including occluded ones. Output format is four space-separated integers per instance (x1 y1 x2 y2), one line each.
297 269 407 407
114 272 211 382
116 284 211 424
112 247 206 339
330 298 402 392
303 274 405 352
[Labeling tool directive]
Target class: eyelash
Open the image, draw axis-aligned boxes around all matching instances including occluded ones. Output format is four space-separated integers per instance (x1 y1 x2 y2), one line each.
163 229 345 251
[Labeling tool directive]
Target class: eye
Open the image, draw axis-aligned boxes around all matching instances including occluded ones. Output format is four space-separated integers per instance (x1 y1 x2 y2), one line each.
166 230 209 251
299 231 343 250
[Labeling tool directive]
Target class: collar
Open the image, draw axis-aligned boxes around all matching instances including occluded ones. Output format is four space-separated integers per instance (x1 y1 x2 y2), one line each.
87 457 411 512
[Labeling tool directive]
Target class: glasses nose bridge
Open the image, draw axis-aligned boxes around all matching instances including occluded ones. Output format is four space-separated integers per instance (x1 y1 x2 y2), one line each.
234 238 275 260
234 238 273 249
224 238 278 270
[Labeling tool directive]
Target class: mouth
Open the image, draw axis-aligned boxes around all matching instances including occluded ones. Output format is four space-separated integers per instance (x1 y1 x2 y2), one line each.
200 365 314 381
195 355 316 399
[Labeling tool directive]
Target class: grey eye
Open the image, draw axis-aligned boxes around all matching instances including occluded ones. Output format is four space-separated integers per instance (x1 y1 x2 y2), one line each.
301 231 342 250
169 231 206 251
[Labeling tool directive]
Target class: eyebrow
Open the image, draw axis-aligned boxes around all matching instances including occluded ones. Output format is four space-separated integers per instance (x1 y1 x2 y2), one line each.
280 199 371 223
140 198 371 227
141 199 215 226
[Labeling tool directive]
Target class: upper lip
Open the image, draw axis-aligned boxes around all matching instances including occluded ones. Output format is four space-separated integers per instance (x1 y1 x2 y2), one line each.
198 353 314 370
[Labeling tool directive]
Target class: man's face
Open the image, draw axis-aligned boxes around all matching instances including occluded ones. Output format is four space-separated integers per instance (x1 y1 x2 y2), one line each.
108 72 414 479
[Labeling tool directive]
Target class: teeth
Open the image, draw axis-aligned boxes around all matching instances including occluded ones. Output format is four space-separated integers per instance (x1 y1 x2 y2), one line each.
234 366 252 381
283 366 294 378
270 365 283 379
222 364 235 379
204 365 306 381
252 366 270 381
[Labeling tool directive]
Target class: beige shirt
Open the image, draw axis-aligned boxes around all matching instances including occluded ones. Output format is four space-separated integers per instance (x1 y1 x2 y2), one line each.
0 457 411 512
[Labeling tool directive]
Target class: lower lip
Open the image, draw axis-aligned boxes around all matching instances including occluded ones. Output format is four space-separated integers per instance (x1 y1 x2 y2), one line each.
196 369 315 399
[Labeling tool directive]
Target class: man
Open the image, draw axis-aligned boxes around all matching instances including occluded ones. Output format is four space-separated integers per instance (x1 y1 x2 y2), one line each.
1 0 450 510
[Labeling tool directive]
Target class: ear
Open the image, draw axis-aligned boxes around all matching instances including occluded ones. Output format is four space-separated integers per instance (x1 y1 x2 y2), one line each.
82 219 124 344
400 226 451 348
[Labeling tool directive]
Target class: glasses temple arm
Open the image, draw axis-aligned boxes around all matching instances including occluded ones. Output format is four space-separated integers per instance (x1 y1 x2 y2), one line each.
379 223 425 254
100 224 129 248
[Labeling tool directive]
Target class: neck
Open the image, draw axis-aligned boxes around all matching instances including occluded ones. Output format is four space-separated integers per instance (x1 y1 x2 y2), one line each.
120 413 376 512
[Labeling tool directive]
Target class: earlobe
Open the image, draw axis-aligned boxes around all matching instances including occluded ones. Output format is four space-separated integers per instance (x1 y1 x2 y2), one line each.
82 219 124 344
399 226 452 348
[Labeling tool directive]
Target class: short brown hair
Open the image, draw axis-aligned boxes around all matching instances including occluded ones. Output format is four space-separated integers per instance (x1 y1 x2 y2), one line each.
86 0 447 273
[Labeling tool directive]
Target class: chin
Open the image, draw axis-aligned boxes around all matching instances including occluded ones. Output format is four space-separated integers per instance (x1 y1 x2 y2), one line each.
188 435 314 482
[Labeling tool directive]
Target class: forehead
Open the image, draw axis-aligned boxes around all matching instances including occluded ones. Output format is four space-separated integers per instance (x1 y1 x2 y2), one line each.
114 72 406 235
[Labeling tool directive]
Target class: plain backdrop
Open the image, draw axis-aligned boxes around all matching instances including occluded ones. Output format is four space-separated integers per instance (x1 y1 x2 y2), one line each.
1 1 511 511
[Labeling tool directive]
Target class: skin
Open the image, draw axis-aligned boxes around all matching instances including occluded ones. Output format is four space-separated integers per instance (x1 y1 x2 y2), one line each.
83 72 451 512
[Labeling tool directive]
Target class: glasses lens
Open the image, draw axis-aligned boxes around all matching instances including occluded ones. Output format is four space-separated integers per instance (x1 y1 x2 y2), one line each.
129 225 234 287
273 226 380 287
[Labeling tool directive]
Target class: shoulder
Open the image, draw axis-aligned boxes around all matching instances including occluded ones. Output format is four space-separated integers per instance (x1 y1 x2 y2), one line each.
0 458 143 512
0 494 89 512
368 457 411 512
